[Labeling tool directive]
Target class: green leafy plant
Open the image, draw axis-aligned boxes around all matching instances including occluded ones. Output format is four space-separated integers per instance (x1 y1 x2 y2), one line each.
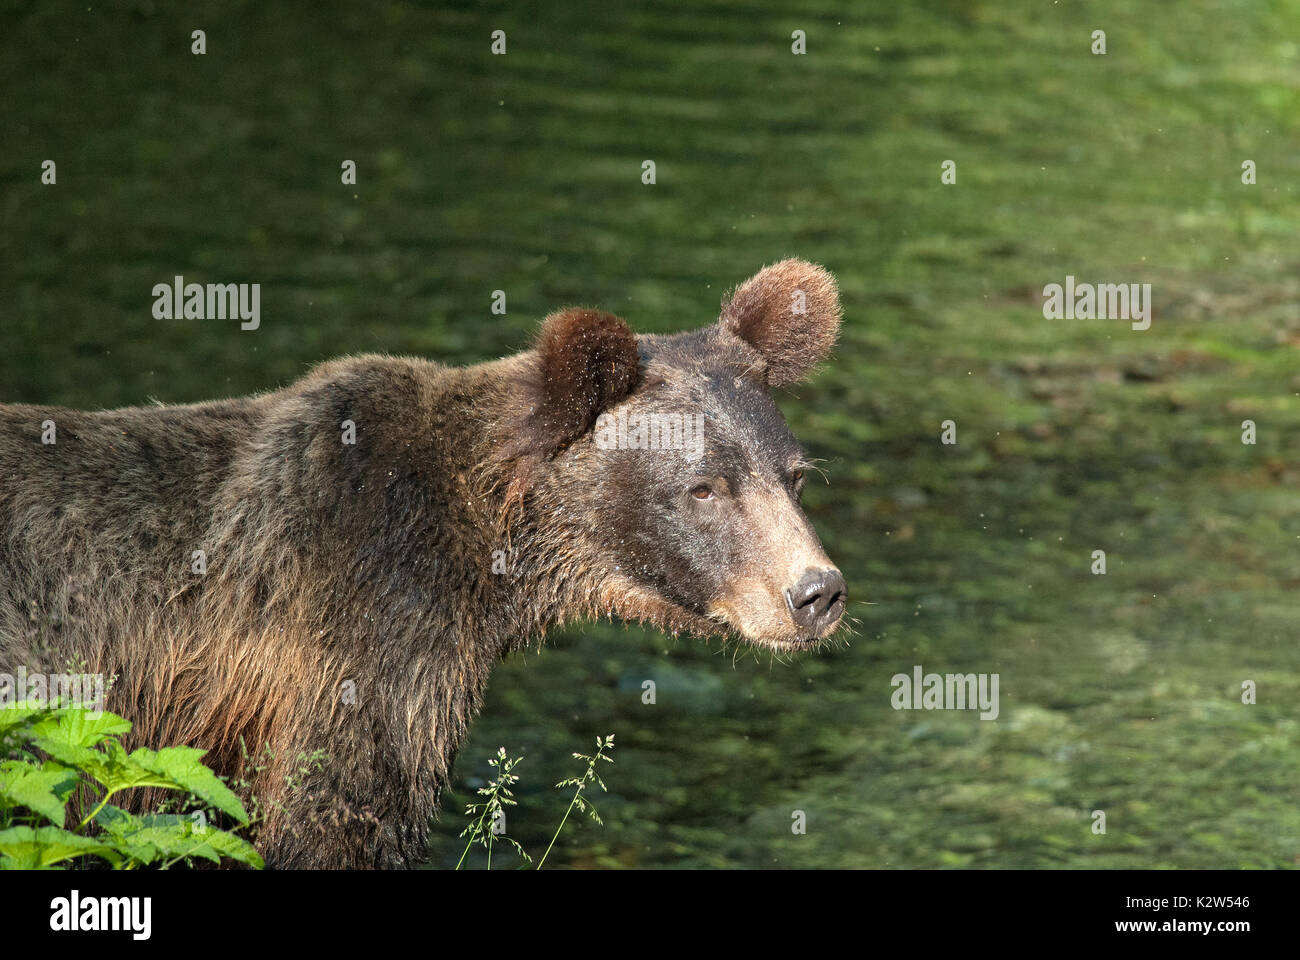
537 734 615 870
0 702 262 869
456 747 530 869
455 733 617 870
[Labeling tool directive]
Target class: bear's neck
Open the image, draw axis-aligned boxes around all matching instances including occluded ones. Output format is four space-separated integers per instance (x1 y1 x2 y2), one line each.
192 353 604 863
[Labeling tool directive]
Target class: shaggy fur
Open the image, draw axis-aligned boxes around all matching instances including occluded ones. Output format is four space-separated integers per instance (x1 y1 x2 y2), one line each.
0 259 842 868
720 259 842 388
531 307 642 452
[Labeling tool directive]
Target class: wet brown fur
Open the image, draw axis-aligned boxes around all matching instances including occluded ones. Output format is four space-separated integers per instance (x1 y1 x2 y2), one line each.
0 259 840 869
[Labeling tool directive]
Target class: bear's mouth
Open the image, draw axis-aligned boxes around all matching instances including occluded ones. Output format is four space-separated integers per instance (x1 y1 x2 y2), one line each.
699 613 826 652
597 573 840 651
704 595 843 652
759 626 840 653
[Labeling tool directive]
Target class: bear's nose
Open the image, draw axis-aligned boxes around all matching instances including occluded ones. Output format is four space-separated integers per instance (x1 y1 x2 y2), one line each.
785 568 846 636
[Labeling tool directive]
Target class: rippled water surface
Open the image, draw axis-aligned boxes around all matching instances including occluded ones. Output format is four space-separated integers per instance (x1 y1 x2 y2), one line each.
2 0 1296 868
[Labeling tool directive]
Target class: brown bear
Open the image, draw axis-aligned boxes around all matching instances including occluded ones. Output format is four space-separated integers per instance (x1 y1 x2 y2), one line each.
0 258 847 868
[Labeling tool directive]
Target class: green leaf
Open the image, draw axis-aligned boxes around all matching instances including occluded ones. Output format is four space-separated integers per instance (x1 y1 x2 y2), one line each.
33 738 248 827
30 719 136 790
91 804 140 835
34 736 143 794
90 807 168 865
0 760 77 826
0 703 53 740
88 740 176 793
28 709 131 750
128 825 222 865
26 734 98 773
127 747 249 823
0 825 122 868
93 808 258 867
201 826 265 868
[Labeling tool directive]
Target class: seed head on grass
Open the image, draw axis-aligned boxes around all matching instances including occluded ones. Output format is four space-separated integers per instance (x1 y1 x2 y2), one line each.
537 734 615 869
456 747 531 869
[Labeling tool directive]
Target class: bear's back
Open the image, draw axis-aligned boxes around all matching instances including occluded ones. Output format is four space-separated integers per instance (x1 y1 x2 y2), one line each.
0 397 266 660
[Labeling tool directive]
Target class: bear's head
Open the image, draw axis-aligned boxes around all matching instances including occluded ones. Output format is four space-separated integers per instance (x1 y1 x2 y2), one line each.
509 259 846 652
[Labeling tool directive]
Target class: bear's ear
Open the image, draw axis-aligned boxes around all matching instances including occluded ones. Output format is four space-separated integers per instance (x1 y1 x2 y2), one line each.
530 307 641 453
719 259 842 387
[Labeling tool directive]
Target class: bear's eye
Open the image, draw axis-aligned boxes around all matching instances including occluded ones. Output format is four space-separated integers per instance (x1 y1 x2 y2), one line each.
791 469 805 486
689 484 715 501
